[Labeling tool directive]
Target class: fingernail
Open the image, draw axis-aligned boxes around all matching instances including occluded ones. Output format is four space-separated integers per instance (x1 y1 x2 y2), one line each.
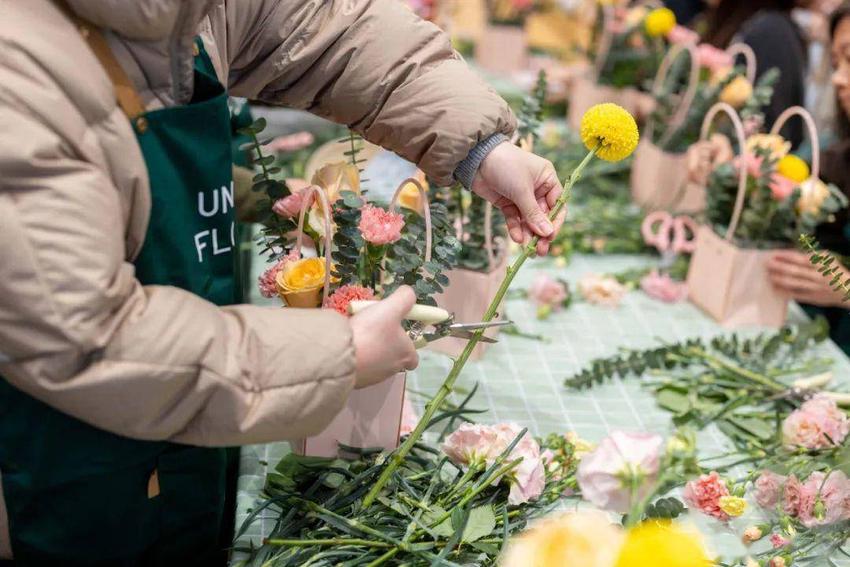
537 219 554 235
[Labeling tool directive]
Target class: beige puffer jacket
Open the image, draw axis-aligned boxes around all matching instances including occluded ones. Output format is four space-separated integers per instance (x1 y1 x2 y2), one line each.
0 0 514 556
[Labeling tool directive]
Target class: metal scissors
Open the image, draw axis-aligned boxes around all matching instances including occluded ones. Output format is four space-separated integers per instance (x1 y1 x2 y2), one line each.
641 211 699 271
348 301 513 348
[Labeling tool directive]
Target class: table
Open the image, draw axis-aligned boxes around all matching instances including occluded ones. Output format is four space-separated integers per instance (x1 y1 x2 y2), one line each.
233 250 850 564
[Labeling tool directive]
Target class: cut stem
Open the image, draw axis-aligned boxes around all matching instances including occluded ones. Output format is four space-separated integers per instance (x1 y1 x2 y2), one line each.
362 148 598 508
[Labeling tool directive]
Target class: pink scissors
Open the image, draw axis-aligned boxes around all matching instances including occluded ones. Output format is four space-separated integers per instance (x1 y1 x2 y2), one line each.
641 211 698 270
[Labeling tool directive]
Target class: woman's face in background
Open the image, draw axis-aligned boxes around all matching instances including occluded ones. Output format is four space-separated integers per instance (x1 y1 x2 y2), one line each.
832 15 850 120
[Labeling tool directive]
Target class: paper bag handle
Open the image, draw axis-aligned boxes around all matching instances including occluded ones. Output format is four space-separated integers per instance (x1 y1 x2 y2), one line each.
647 43 701 147
726 43 757 84
295 185 334 305
389 178 433 264
769 106 820 184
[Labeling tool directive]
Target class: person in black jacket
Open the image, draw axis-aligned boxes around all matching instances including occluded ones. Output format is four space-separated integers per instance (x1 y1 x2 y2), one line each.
703 0 807 146
665 0 705 25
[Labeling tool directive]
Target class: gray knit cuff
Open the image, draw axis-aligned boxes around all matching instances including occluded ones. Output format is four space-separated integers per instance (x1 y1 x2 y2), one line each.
453 133 509 189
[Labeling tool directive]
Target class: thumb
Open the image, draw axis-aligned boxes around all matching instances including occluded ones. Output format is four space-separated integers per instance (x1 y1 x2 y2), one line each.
381 286 417 320
514 188 554 238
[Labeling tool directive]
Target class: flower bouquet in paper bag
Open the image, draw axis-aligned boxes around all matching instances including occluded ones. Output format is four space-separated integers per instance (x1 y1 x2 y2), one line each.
243 126 459 457
476 0 539 74
631 39 776 213
687 104 847 328
568 3 679 131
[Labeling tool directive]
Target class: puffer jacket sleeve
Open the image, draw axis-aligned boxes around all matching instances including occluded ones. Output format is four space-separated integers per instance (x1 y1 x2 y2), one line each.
0 82 355 446
218 0 516 186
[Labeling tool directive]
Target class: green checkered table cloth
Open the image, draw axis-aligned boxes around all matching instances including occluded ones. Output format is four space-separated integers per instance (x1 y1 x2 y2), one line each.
233 250 850 563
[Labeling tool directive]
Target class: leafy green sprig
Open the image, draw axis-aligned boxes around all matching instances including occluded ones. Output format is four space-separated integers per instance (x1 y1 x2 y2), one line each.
800 234 850 303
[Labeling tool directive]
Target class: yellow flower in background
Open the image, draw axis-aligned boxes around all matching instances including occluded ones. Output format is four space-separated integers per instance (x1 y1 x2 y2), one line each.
644 8 676 38
614 521 711 567
275 257 327 308
580 103 640 162
397 171 429 213
565 431 595 460
746 134 791 160
798 178 831 216
625 6 648 29
719 76 753 109
500 511 624 567
718 496 747 518
311 161 361 205
776 155 811 183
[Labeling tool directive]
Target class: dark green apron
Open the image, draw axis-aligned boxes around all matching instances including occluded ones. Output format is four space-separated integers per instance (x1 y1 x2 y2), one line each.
0 35 236 566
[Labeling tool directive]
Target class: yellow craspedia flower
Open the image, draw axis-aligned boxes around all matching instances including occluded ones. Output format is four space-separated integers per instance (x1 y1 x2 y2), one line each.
580 103 639 162
276 257 327 308
776 155 811 183
719 76 753 109
718 496 747 518
615 521 711 567
644 8 676 38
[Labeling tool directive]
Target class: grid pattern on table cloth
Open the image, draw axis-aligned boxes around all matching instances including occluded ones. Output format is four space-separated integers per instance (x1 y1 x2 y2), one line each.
233 251 850 564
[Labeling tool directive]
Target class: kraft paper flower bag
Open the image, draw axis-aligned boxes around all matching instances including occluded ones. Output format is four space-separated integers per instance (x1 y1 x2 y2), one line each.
687 104 847 327
475 0 535 75
432 200 509 361
568 3 672 132
631 42 765 214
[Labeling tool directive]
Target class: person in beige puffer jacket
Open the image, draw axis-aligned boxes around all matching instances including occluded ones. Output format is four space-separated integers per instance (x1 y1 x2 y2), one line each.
0 0 566 563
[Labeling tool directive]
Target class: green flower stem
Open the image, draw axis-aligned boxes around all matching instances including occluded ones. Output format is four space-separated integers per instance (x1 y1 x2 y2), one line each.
362 148 598 509
264 538 392 548
431 459 522 527
364 548 400 567
687 347 786 392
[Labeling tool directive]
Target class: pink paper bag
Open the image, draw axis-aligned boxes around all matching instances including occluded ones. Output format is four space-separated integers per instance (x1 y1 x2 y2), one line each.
475 25 527 75
291 373 407 458
630 140 705 213
568 78 654 132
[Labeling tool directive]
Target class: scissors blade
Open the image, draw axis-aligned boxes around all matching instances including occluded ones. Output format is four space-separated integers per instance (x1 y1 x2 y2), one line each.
447 320 514 332
420 331 499 345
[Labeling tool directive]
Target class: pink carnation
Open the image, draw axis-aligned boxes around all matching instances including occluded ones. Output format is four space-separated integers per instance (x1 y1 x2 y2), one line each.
735 153 764 180
667 25 699 45
576 431 663 514
359 204 405 245
769 174 797 202
640 270 688 303
266 131 315 153
273 193 305 218
782 395 850 450
770 533 790 549
684 471 731 521
323 284 375 316
529 274 568 309
797 470 850 527
783 475 804 516
754 471 787 509
441 422 546 505
257 252 298 298
696 43 734 73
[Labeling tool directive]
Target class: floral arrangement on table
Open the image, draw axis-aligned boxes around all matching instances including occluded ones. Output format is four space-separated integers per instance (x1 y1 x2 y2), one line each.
591 4 680 90
235 104 641 566
649 45 777 154
704 135 846 247
239 121 460 309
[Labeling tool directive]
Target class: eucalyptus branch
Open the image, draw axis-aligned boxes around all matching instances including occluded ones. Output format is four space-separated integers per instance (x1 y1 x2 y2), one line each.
362 148 599 508
800 234 850 303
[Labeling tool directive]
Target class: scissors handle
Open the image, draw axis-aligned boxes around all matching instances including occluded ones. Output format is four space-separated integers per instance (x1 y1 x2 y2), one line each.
348 300 451 325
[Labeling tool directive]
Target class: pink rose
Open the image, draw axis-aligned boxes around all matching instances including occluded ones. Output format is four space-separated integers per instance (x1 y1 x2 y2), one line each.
442 422 546 505
734 153 764 180
640 270 688 303
769 174 797 202
696 43 734 73
578 274 628 307
400 395 419 437
667 25 699 45
783 475 804 516
576 431 663 514
770 533 790 549
782 395 850 450
529 274 569 309
323 284 375 316
754 471 787 509
272 193 305 218
684 471 731 521
359 204 405 245
797 471 850 527
266 131 315 153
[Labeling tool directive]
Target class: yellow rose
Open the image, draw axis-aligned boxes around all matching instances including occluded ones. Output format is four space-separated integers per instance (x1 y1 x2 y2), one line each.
501 511 624 567
797 178 831 216
746 134 791 161
644 8 676 38
397 171 429 213
776 155 811 184
718 496 747 518
275 257 327 308
719 76 753 109
311 161 361 205
615 521 711 567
